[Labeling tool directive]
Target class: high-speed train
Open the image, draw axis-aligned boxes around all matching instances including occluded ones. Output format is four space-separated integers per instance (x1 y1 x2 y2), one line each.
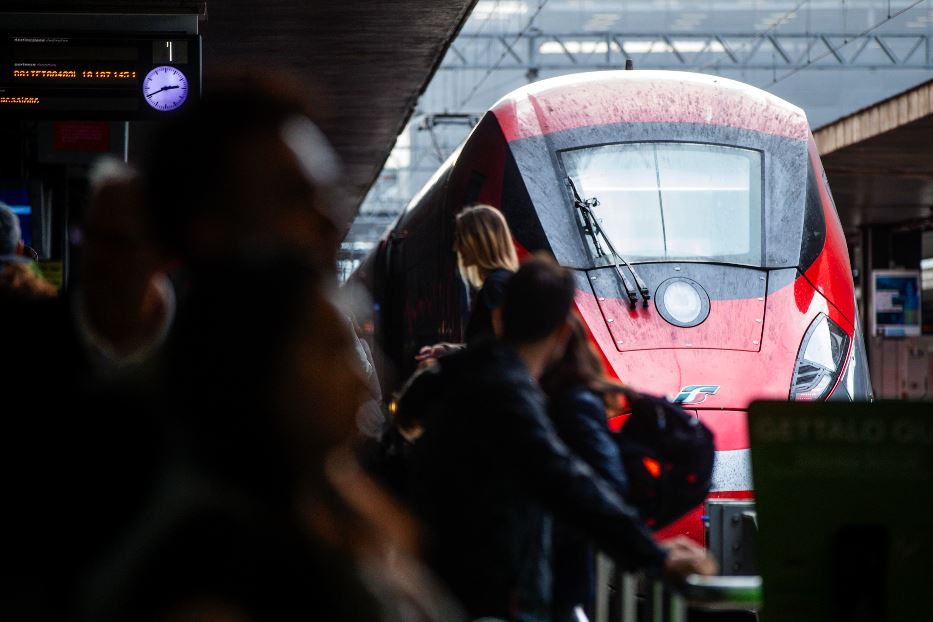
351 70 873 543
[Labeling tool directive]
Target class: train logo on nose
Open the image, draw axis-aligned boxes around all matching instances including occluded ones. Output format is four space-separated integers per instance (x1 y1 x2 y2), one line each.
673 385 720 405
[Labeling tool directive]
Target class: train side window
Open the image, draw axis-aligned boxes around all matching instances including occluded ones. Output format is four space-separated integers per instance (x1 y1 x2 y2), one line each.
799 159 827 271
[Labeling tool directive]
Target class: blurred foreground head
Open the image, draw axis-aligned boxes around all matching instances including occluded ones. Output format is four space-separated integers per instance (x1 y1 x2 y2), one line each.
170 252 367 500
501 254 574 345
81 159 160 310
143 73 345 273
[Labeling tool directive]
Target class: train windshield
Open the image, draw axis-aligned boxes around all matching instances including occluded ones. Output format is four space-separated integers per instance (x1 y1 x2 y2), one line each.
562 142 763 266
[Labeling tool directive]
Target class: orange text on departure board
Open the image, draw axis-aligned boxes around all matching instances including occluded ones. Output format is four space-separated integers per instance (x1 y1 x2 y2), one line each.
14 69 76 79
81 70 137 80
0 97 40 104
12 69 137 80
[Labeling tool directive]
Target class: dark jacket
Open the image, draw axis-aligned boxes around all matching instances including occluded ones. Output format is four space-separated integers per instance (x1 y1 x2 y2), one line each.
409 343 665 622
78 485 384 622
549 386 629 620
0 297 163 621
464 268 511 344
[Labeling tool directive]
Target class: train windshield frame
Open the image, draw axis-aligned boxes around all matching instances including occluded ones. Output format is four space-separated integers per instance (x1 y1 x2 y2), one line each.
561 141 764 267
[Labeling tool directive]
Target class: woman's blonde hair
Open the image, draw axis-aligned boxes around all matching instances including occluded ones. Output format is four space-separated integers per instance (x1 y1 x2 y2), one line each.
454 204 519 289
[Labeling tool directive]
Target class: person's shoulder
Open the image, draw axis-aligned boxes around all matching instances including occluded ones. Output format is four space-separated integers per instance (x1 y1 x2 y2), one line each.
0 263 58 302
555 384 604 410
444 343 535 401
550 384 608 423
486 268 513 286
485 268 512 289
479 268 512 300
463 340 519 373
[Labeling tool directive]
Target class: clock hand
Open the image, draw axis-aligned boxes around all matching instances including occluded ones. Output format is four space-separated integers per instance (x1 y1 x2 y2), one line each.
146 84 181 98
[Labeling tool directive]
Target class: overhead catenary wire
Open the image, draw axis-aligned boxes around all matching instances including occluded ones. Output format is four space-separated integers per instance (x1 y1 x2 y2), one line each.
764 0 928 88
457 0 552 110
697 0 811 73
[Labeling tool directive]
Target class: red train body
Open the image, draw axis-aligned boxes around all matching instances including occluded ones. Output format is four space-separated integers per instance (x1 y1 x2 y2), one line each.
351 71 872 544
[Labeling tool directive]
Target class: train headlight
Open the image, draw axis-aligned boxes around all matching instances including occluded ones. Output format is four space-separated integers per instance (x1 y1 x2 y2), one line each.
656 278 710 328
664 281 702 324
790 313 850 401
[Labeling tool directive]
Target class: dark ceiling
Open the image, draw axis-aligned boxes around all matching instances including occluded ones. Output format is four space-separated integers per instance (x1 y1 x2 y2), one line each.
816 80 933 233
6 0 477 217
4 2 205 10
821 115 933 231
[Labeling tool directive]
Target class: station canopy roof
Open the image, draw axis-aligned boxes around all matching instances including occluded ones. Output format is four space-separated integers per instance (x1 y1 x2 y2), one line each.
6 0 478 217
815 78 933 232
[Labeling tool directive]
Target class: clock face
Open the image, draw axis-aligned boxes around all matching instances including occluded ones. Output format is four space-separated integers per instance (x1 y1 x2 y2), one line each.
143 66 189 111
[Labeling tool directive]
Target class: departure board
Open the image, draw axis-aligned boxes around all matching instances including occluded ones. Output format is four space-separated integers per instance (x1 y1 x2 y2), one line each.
0 34 200 118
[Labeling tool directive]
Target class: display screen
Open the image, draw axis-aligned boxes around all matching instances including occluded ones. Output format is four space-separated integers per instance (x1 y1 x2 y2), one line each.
0 35 200 119
872 270 922 337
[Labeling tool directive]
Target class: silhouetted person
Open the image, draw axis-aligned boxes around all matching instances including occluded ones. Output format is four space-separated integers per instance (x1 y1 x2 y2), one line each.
416 204 518 363
540 314 630 622
143 75 346 278
0 200 56 302
73 159 175 375
409 255 715 621
3 159 173 386
0 161 168 620
80 254 462 622
140 69 403 458
89 75 459 621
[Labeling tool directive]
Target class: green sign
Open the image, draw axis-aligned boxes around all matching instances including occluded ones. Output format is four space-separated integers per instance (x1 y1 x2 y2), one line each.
749 401 933 622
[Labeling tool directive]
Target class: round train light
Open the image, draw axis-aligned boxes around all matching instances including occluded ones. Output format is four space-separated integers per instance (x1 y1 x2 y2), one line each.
664 281 702 324
655 278 710 328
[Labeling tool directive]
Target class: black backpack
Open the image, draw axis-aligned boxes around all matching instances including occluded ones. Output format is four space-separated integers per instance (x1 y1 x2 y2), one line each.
613 391 715 530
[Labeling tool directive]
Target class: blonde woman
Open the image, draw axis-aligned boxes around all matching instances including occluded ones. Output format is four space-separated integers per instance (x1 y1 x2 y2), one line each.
415 204 519 361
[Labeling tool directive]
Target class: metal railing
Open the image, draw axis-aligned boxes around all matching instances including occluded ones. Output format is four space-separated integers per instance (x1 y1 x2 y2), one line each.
594 556 762 622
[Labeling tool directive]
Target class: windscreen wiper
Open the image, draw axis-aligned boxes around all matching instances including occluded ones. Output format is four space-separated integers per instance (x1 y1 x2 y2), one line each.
566 177 651 309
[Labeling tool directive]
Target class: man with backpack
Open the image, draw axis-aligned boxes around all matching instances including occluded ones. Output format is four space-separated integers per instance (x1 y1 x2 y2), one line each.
408 255 715 622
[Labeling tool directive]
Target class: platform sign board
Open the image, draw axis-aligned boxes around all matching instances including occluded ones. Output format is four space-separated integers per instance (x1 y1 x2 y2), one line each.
749 401 933 622
871 270 921 337
36 121 127 164
0 34 200 119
